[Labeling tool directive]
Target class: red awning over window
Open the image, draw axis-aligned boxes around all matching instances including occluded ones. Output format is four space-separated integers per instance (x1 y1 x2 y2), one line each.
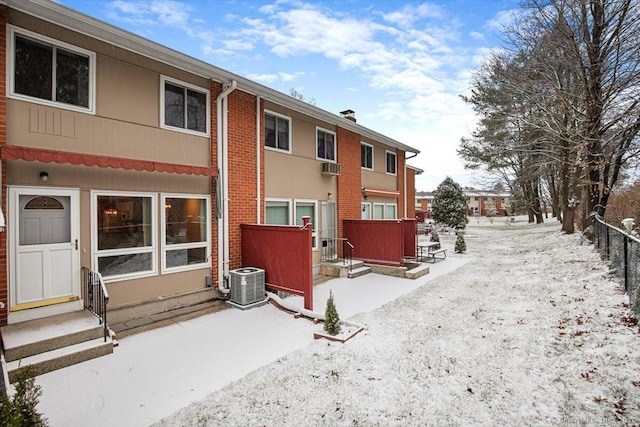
1 145 217 177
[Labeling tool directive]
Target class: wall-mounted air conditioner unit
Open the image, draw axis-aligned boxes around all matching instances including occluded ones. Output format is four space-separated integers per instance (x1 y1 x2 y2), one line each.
321 162 341 176
229 267 265 306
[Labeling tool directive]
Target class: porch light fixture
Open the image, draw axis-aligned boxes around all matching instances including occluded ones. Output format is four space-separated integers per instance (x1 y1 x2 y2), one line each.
40 171 49 182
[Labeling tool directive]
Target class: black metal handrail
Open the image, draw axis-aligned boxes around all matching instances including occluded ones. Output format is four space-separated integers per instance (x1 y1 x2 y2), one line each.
321 237 347 262
345 241 354 272
82 267 110 342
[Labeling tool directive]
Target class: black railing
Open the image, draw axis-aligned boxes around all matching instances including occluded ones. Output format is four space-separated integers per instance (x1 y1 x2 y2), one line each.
321 237 354 272
82 267 110 342
593 215 639 315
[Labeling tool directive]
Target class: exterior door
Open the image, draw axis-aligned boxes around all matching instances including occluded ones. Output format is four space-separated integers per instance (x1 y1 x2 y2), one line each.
9 187 80 312
321 201 337 260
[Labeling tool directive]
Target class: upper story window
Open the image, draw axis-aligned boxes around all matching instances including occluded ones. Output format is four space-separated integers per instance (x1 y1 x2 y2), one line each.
386 150 397 175
9 27 95 114
317 128 336 161
361 142 373 170
265 111 291 152
161 76 209 135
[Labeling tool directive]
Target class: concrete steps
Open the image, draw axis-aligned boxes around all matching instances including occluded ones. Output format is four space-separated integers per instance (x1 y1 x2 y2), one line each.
347 265 371 278
1 311 113 383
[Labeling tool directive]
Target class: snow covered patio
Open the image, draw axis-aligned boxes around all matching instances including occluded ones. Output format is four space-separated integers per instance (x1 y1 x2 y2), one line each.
35 217 640 425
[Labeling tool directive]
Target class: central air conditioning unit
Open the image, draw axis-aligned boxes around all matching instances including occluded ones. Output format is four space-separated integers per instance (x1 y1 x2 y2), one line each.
321 162 341 176
229 267 265 306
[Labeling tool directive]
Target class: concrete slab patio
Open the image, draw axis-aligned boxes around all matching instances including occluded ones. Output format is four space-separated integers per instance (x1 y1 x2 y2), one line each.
32 254 470 427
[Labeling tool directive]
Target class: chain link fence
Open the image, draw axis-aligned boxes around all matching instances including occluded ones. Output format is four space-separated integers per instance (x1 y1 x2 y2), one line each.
593 215 640 315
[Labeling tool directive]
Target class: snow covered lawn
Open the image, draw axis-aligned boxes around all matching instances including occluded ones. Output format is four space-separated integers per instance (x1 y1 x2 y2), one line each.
157 220 640 426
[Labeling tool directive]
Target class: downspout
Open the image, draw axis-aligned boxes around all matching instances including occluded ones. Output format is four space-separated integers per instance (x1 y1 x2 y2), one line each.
256 96 261 224
217 80 237 293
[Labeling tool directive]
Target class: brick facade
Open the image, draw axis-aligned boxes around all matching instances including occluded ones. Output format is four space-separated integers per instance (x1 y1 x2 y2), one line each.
396 150 405 218
406 167 416 220
0 5 7 326
336 127 362 238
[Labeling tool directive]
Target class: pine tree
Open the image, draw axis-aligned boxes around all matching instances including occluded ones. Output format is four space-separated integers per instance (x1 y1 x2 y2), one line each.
432 177 468 228
455 233 466 253
0 366 48 427
430 230 440 250
324 290 341 335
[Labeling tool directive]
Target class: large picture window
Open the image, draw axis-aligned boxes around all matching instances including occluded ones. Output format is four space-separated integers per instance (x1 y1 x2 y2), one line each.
93 192 156 280
9 27 95 113
161 76 209 135
265 111 291 152
316 128 336 161
162 195 210 273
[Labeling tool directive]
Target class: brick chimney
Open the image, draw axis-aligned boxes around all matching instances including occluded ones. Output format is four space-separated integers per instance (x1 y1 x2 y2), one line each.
340 109 356 122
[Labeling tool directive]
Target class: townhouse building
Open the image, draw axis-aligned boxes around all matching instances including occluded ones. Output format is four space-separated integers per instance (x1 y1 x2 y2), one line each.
415 189 512 220
0 0 420 328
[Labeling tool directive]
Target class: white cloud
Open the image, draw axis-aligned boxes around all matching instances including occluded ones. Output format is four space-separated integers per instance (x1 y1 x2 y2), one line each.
470 31 485 41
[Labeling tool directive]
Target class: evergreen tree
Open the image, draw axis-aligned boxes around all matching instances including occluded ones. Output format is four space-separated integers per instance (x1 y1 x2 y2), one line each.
324 290 341 335
430 230 440 250
0 366 48 427
432 177 468 227
455 233 467 253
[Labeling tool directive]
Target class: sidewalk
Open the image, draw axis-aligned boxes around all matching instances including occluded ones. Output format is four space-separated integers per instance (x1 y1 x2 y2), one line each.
35 254 470 427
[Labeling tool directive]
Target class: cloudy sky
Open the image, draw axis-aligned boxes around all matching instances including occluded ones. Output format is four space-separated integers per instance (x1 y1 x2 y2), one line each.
59 0 520 190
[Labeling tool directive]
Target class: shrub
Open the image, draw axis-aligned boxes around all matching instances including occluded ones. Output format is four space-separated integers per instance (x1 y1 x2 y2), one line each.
324 290 341 335
430 230 440 250
455 233 467 253
0 366 48 427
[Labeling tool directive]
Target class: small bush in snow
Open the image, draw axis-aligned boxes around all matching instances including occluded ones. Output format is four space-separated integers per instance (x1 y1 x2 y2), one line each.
455 233 466 253
324 290 341 335
430 230 441 250
0 366 48 427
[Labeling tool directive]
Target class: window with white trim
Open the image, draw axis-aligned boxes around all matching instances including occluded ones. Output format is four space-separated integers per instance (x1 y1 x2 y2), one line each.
316 127 336 161
265 199 291 225
295 200 318 248
9 26 95 113
373 203 385 219
162 194 210 273
386 203 397 219
386 150 397 175
361 142 373 170
161 76 210 135
93 192 157 281
265 110 291 152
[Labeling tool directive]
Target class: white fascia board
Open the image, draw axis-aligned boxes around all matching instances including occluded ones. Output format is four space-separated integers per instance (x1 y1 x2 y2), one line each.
11 0 420 156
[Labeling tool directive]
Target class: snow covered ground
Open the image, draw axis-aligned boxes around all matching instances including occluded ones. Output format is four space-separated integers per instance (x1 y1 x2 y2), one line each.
34 216 640 426
156 218 640 426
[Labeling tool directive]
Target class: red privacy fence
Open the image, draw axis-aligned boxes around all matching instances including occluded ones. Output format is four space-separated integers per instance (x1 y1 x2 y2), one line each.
240 223 313 310
343 219 416 267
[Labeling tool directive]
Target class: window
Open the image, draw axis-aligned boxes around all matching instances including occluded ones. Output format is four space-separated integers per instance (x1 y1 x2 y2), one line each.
317 128 336 161
295 200 317 248
161 76 209 135
361 143 373 170
9 27 95 113
162 195 210 273
265 199 318 249
93 192 156 281
373 203 385 219
265 111 291 152
386 204 397 219
265 200 291 225
386 151 397 175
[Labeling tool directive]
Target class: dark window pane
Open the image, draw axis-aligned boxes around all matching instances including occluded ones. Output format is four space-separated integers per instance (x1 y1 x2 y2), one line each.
186 89 206 132
97 196 153 250
98 253 152 277
166 247 207 268
326 133 335 160
277 117 289 150
56 48 89 107
317 131 325 158
265 114 276 147
165 198 206 244
14 36 52 101
164 83 185 128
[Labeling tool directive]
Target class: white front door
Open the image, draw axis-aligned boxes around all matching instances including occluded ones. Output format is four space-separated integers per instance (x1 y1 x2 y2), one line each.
9 187 80 316
321 201 337 260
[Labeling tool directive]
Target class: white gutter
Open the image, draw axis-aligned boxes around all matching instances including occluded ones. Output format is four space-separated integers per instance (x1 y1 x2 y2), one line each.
256 96 261 224
217 80 237 293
